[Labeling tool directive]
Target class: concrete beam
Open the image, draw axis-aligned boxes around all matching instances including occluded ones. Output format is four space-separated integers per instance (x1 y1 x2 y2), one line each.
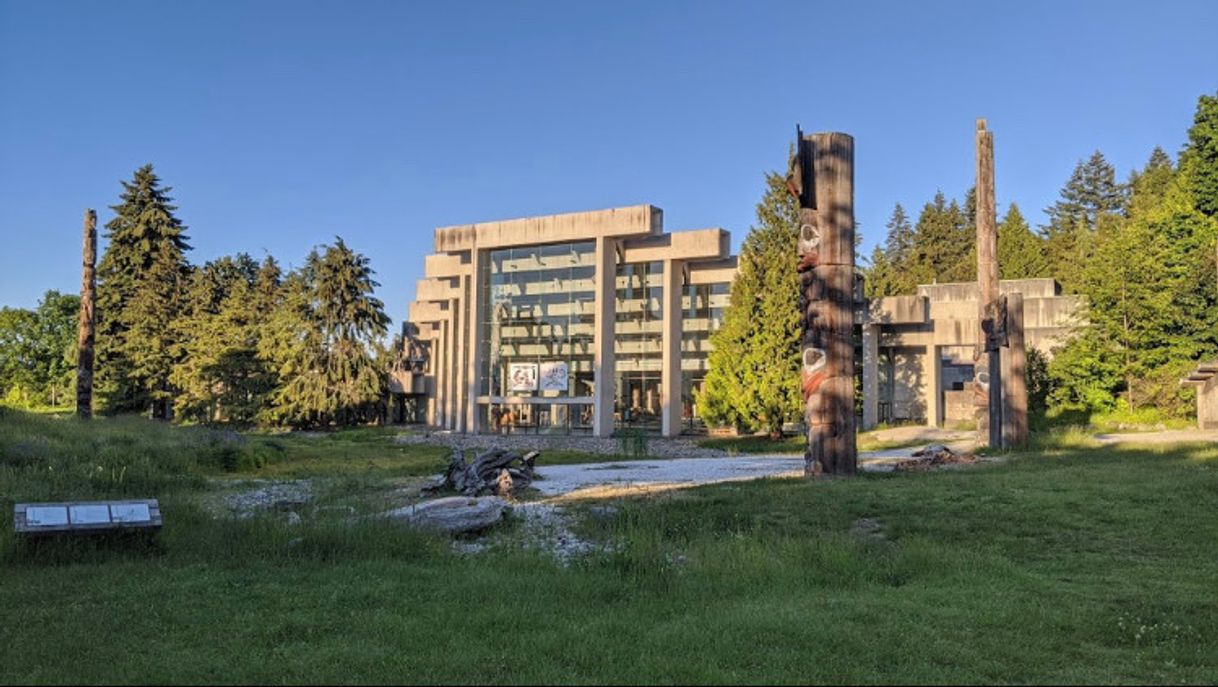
435 205 661 253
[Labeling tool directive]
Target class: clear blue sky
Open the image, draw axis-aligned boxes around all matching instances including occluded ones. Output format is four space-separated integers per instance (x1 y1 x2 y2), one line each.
2 1 1216 323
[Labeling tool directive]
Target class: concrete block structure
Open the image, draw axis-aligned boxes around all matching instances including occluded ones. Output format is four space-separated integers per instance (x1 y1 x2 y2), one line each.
861 278 1084 428
1182 360 1218 430
395 205 735 437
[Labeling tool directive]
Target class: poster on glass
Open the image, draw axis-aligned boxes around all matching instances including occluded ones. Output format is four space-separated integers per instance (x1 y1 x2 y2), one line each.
508 363 538 392
539 361 569 392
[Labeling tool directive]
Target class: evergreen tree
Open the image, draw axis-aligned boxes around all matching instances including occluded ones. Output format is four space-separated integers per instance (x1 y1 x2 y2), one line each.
862 204 917 298
909 191 974 285
263 239 389 427
95 164 191 417
699 172 802 437
1050 142 1218 416
171 254 277 424
997 204 1050 279
1042 151 1128 292
1180 92 1218 219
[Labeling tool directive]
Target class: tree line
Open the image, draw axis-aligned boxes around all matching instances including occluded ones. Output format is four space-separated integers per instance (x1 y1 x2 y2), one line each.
0 165 392 427
702 91 1218 433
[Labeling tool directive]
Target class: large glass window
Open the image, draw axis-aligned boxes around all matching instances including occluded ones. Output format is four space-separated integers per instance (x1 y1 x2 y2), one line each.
478 242 597 406
614 261 664 432
681 281 730 430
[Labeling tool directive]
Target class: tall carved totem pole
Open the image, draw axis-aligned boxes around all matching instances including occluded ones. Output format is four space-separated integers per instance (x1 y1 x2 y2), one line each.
788 128 857 476
975 119 1028 449
76 209 97 420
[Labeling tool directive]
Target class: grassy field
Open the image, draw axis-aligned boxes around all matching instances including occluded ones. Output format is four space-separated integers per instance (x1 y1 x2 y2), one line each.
2 409 1217 683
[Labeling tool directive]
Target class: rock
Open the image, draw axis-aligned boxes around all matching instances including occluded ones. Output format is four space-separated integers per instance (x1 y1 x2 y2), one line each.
383 496 510 535
850 517 885 539
285 511 302 526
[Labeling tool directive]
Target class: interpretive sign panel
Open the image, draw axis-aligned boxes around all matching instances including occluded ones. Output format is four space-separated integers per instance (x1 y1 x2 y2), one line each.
14 499 162 535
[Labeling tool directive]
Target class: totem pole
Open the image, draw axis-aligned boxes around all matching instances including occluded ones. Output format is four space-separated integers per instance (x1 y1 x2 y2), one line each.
76 209 97 420
974 120 1002 447
787 128 857 476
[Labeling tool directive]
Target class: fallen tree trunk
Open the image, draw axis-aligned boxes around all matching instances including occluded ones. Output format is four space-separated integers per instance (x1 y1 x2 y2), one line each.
426 448 540 497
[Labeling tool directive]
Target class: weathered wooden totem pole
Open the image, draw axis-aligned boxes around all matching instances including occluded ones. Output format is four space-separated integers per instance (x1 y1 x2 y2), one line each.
974 120 1028 448
787 128 857 476
76 208 97 420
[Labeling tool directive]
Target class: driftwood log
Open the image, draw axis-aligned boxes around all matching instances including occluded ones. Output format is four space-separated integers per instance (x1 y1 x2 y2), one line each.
893 444 977 472
427 449 540 497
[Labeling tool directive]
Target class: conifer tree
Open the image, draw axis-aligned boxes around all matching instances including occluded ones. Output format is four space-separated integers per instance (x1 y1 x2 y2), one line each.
997 204 1050 279
1042 152 1128 292
699 172 801 437
263 239 389 427
909 191 974 285
1180 92 1218 219
171 254 277 424
95 164 192 417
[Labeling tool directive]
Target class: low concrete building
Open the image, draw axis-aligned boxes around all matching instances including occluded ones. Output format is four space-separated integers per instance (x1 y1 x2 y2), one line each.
393 205 735 437
862 279 1084 428
1182 360 1218 430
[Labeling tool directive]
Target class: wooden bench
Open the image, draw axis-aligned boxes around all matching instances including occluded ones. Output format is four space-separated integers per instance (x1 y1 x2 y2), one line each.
14 499 162 536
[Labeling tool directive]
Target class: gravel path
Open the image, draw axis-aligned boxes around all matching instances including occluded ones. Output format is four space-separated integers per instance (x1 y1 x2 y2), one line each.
529 445 979 501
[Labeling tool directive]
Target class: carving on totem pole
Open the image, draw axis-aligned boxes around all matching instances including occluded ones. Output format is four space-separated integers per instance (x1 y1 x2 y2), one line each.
786 127 857 477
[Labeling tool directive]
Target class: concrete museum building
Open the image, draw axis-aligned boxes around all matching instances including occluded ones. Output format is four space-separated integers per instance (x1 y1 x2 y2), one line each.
391 204 1083 438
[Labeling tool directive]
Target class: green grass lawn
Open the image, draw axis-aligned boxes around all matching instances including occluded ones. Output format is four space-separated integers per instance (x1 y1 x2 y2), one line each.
2 408 1217 683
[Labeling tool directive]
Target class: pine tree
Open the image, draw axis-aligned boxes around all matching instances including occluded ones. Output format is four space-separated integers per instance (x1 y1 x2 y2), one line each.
95 164 191 417
997 204 1050 279
263 239 389 427
699 172 801 437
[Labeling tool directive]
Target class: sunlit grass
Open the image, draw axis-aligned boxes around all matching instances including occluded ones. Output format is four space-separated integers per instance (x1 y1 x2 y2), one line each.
2 408 1216 683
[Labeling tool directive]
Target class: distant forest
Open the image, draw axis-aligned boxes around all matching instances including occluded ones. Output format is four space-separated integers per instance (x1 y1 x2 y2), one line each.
1 165 391 427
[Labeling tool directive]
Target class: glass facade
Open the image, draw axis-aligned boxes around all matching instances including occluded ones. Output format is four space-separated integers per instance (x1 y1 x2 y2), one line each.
614 261 664 431
681 281 730 430
478 241 597 434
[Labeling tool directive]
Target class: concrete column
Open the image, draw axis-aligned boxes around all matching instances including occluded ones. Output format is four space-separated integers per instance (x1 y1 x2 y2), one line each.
451 293 465 432
925 344 942 428
592 237 618 437
425 330 438 426
862 324 879 429
446 306 459 430
434 321 447 429
1200 377 1218 430
466 251 485 433
661 259 684 437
